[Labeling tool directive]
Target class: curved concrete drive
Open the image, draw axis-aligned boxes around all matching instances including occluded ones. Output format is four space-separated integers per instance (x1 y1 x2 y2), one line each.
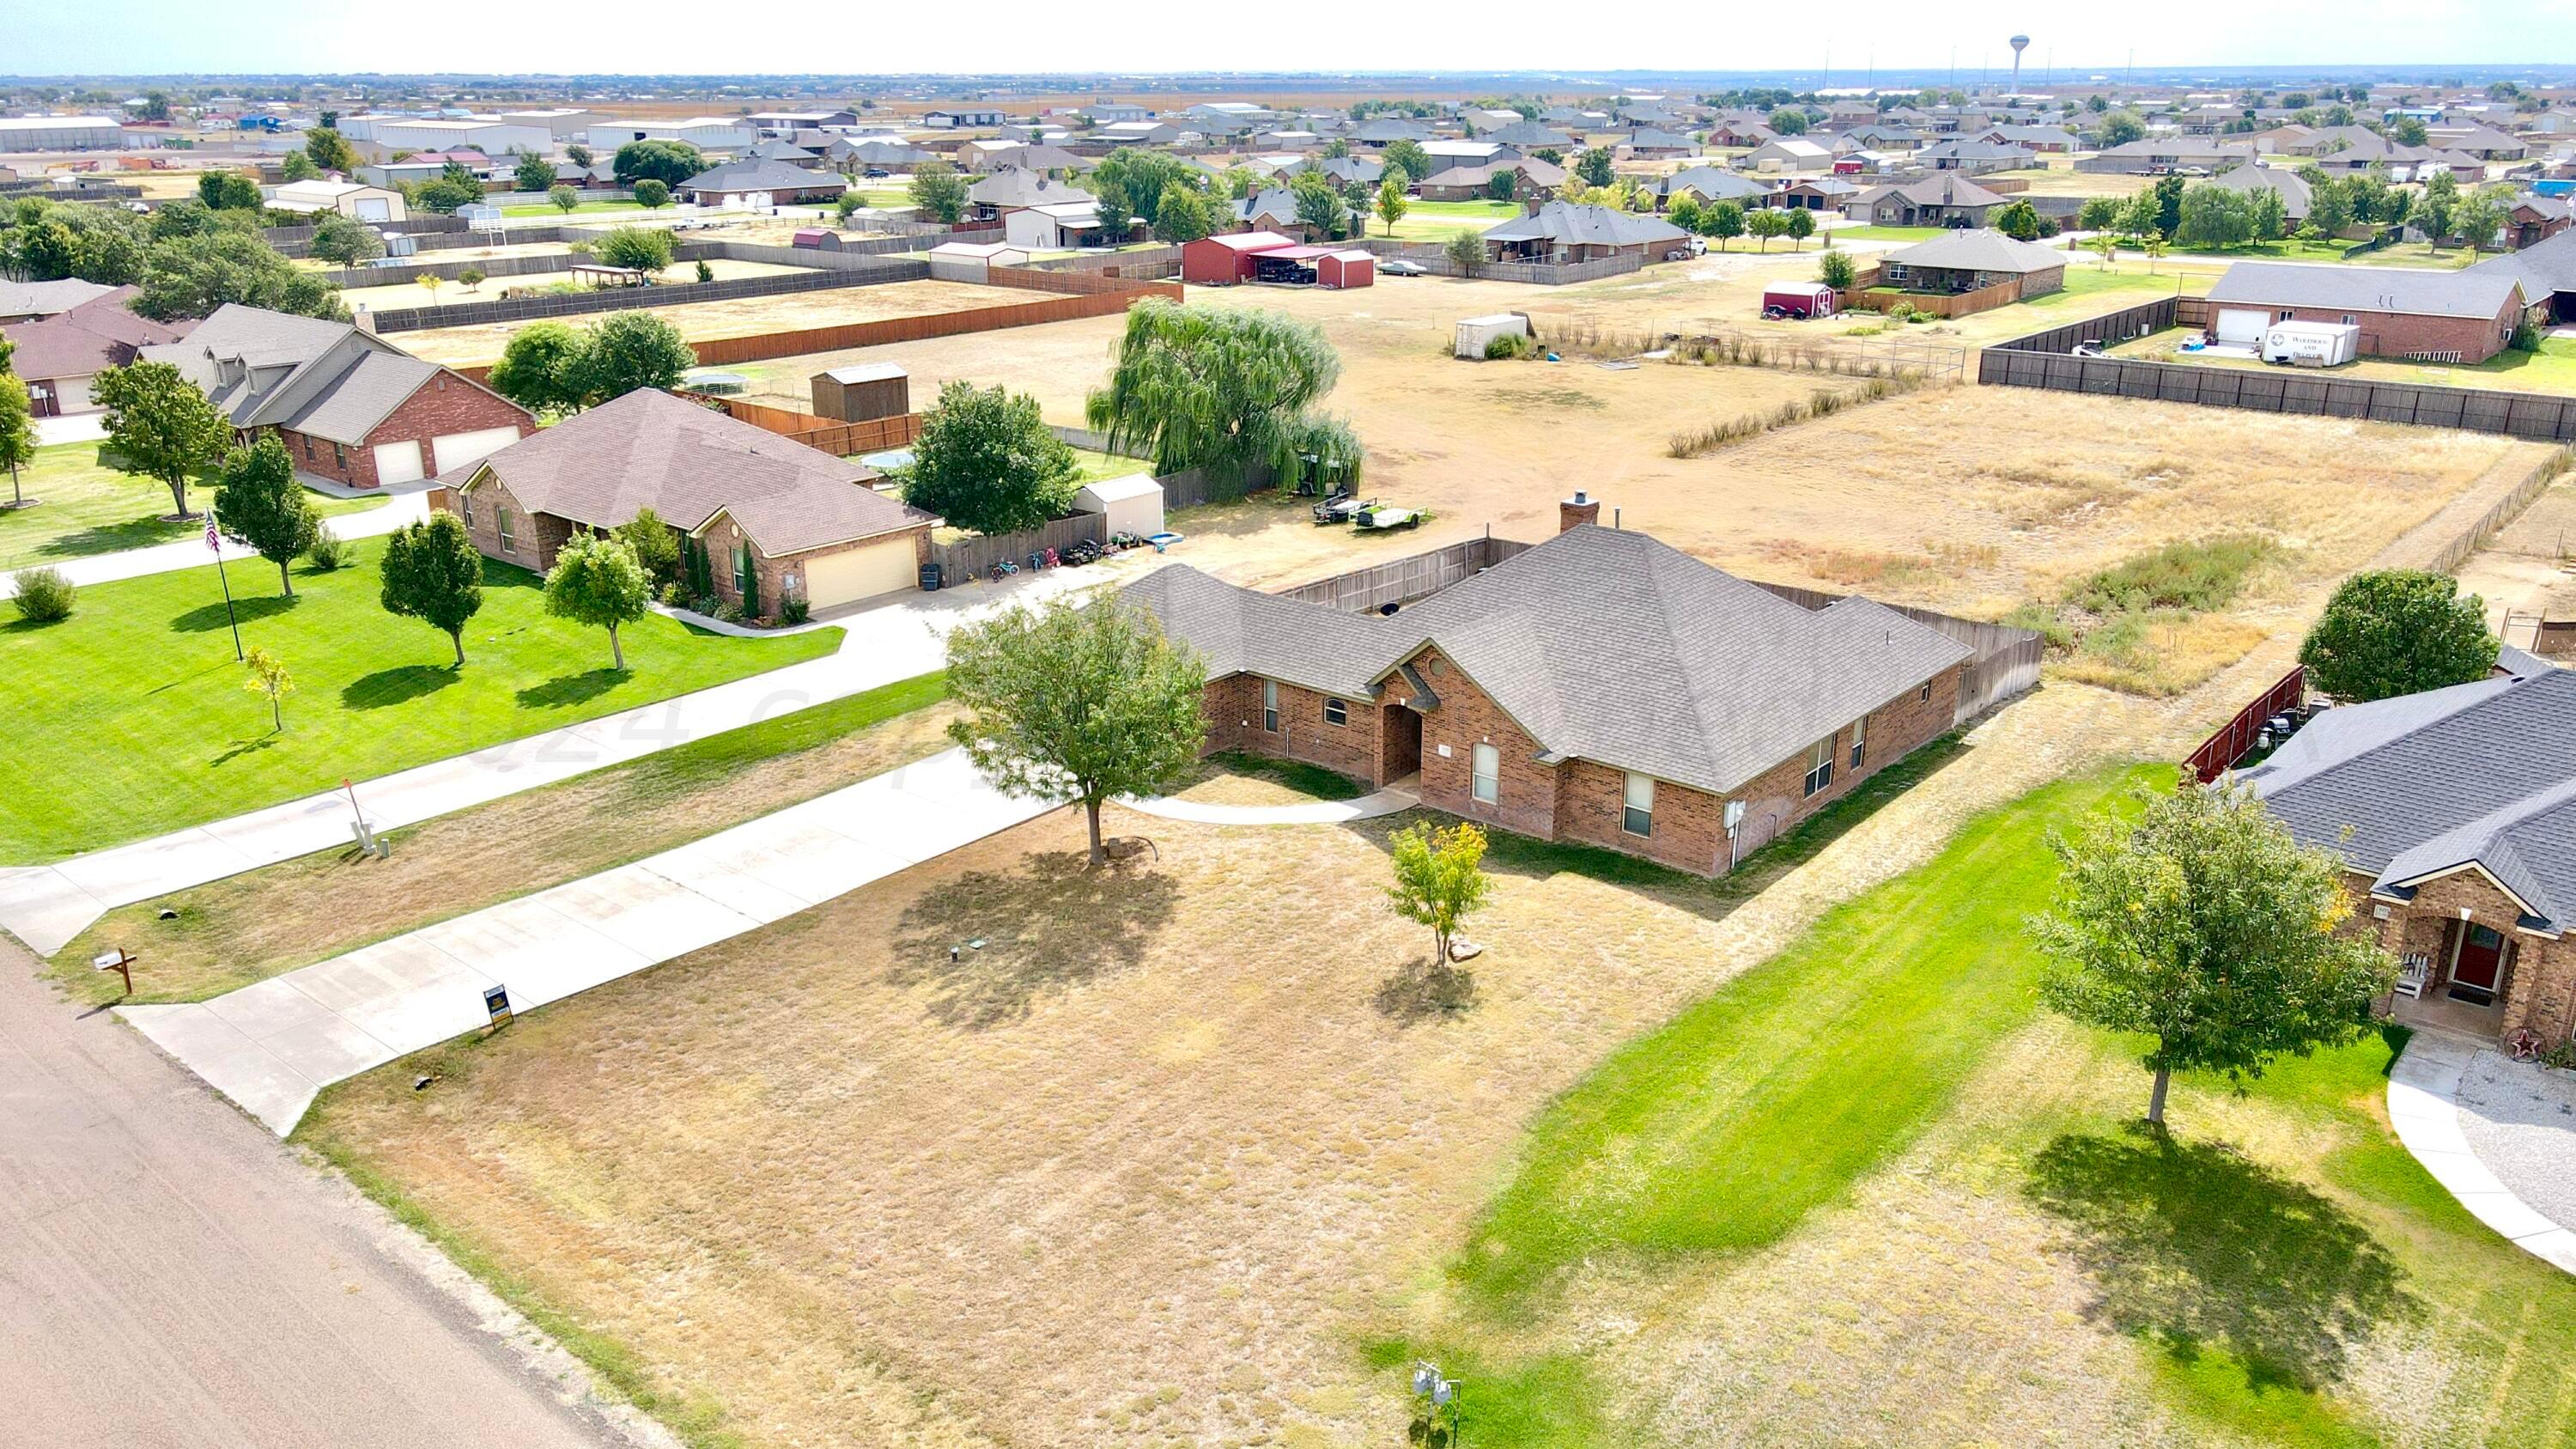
0 563 1116 958
1120 782 1420 825
1 482 428 594
2387 1032 2576 1275
122 748 1049 1136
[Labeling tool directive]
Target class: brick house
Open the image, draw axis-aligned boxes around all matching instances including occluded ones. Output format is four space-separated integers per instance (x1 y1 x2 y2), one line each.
435 387 937 619
1875 229 2066 302
0 286 189 417
2206 261 2525 363
1125 502 1971 878
1481 202 1689 266
2246 660 2576 1050
137 304 530 490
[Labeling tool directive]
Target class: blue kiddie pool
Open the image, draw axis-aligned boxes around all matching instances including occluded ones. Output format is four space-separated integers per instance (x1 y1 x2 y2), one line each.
1148 532 1184 552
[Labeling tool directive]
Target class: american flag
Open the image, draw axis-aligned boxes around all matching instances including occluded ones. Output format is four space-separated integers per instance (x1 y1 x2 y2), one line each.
204 518 220 552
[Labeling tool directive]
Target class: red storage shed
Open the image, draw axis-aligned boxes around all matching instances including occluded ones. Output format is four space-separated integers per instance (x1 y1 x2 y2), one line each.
1760 281 1838 320
1182 231 1297 285
1317 249 1375 289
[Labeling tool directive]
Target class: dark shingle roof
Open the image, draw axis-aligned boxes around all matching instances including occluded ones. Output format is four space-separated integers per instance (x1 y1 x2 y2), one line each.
1884 228 2065 274
2208 260 2524 320
2469 225 2576 298
0 287 187 381
2247 668 2576 929
1483 201 1686 247
678 158 845 194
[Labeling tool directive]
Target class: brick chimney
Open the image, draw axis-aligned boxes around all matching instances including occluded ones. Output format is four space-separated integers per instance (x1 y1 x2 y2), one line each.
1559 490 1601 533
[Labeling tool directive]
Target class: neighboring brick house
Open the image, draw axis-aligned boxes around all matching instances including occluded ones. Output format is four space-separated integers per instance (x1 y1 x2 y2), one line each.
1125 502 1971 878
1482 202 1689 266
0 286 189 417
1844 174 2012 228
137 304 530 490
2246 659 2576 1050
2205 261 2524 363
1875 228 2066 303
1414 158 1566 203
436 387 937 618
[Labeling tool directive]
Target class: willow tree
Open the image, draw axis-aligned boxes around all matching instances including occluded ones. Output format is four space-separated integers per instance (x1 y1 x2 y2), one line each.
1084 299 1360 488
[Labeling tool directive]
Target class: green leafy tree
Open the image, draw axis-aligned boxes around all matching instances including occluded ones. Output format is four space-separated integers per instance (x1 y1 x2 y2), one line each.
1289 171 1348 239
2174 185 2252 248
8 218 79 280
1086 300 1352 484
612 139 705 187
197 171 261 210
281 151 320 184
835 190 866 222
2248 187 2288 243
2076 196 2121 231
240 646 294 733
137 230 344 320
2152 174 2186 237
379 511 485 666
308 212 384 265
304 128 358 174
1152 186 1216 244
1783 206 1816 249
2099 110 2148 147
414 179 479 214
576 311 696 405
944 596 1208 867
908 160 969 224
902 381 1079 536
512 151 555 196
633 178 670 209
1089 150 1203 227
592 224 676 273
1386 821 1492 967
1745 207 1789 251
566 143 593 168
1575 147 1615 187
1769 108 1811 137
1703 199 1746 250
2300 570 2497 703
1374 174 1410 235
1444 229 1484 276
1382 140 1432 189
2451 186 2506 253
2393 116 2430 147
92 360 228 518
459 267 486 293
0 373 36 509
2035 782 2391 1126
2308 178 2357 239
613 506 683 592
2117 191 2163 241
488 321 591 416
1093 185 1133 240
544 532 652 671
548 183 580 214
1667 196 1704 234
1486 172 1519 204
212 435 318 594
2418 170 2458 243
1817 247 1856 289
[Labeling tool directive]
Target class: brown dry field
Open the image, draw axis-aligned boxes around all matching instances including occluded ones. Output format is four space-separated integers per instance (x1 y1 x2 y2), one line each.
339 258 811 314
2454 480 2576 636
393 277 1033 365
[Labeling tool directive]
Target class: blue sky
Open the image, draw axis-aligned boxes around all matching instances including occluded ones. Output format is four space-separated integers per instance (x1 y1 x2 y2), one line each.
12 1 2574 77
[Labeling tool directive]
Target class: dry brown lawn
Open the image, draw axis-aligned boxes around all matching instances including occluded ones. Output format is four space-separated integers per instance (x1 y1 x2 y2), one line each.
338 259 811 315
394 277 1033 366
48 699 961 1007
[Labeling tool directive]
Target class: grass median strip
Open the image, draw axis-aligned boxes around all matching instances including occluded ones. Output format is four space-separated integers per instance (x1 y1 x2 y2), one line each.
49 671 954 1006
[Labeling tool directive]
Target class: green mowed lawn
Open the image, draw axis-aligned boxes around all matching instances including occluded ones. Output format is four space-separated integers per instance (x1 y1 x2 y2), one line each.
1 441 387 572
1377 198 1520 241
0 538 841 861
500 201 664 217
1385 761 2576 1446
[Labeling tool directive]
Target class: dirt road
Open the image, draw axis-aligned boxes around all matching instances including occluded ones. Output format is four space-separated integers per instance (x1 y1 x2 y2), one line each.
0 942 662 1449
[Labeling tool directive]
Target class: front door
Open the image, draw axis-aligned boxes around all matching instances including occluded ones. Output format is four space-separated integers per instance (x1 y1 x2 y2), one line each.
2451 923 2507 1004
1381 704 1422 782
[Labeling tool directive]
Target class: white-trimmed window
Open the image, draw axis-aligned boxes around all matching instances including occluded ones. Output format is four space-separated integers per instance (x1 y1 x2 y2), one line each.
1802 734 1836 798
1324 697 1348 727
1262 680 1279 733
459 489 473 527
1849 715 1868 771
1623 772 1654 837
1471 743 1499 806
1919 681 1931 703
495 503 515 553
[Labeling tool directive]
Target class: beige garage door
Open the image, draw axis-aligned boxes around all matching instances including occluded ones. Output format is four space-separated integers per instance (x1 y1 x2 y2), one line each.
371 440 425 485
799 537 918 609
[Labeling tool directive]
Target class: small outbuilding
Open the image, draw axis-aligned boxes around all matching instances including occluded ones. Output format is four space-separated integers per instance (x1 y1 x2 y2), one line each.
1455 313 1531 359
926 240 1032 283
1761 281 1838 320
1182 231 1297 285
1073 472 1166 539
811 362 911 422
791 227 845 251
1317 250 1375 289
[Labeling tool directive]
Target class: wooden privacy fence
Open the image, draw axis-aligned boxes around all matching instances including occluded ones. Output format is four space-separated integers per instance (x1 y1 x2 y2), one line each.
680 281 1180 368
1979 298 2576 442
674 392 921 456
366 259 929 332
1272 534 1534 612
932 514 1106 581
2185 665 2308 783
987 265 1181 297
1749 581 2044 725
1850 276 2025 320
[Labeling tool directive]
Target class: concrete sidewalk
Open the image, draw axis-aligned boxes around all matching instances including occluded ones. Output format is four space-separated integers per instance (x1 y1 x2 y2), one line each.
123 748 1049 1136
3 487 428 593
2386 1031 2576 1276
0 561 1123 957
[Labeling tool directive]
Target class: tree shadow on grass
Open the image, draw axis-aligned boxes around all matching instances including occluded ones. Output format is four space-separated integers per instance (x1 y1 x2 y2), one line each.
342 664 459 710
2025 1126 2418 1391
210 733 281 767
168 593 297 633
1374 955 1478 1024
515 669 624 709
889 849 1176 1028
33 516 196 559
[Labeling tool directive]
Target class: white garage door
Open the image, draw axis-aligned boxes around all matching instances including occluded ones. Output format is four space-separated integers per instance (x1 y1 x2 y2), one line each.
2215 308 2271 346
371 440 425 485
799 537 918 609
430 426 521 476
355 198 391 222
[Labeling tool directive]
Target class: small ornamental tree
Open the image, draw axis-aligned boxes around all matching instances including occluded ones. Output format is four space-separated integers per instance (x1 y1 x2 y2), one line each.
902 381 1080 536
304 127 358 174
1816 247 1856 289
1375 174 1410 235
576 311 696 405
240 647 294 733
0 373 37 509
92 360 228 519
1783 206 1816 249
1668 196 1704 234
308 212 384 265
2300 569 2497 703
459 267 486 293
908 161 969 224
944 597 1208 867
633 178 671 210
212 435 319 595
2034 782 2391 1126
1387 821 1492 967
515 151 557 196
1444 229 1483 276
593 225 676 274
1382 140 1432 190
379 512 484 666
1704 200 1746 251
282 151 320 184
549 184 580 214
1745 208 1789 251
613 505 683 592
1575 147 1615 187
544 532 652 670
1994 199 2045 241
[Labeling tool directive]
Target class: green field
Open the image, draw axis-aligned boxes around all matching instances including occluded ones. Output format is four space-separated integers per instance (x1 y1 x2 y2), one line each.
500 201 664 218
0 538 841 861
1375 198 1520 242
1 441 387 572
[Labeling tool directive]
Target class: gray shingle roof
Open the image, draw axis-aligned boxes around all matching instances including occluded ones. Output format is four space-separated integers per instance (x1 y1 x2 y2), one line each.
2207 260 2524 320
0 277 114 318
678 158 845 194
1482 201 1686 247
2469 225 2576 298
137 303 444 443
968 167 1093 209
1883 228 2065 274
2246 668 2576 930
277 350 438 441
459 387 933 556
1126 526 1970 797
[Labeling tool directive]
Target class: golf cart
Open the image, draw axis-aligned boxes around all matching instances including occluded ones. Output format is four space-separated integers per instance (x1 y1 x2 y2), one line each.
1313 494 1376 525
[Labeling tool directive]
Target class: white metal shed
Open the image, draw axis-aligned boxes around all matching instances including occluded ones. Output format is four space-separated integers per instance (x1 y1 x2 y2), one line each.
1455 313 1531 360
1073 472 1165 538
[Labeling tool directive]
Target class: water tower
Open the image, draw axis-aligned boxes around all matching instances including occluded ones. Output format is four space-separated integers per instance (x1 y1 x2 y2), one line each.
2008 34 2031 97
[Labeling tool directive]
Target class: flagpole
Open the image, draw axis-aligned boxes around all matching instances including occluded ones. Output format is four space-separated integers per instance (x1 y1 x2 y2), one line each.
206 517 243 662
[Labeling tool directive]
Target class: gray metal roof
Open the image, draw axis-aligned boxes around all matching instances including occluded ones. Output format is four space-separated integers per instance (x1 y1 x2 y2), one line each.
458 387 933 556
968 167 1092 209
2245 668 2576 930
1657 166 1766 201
2207 260 2524 320
1482 202 1686 247
1883 228 2065 274
1126 526 1970 797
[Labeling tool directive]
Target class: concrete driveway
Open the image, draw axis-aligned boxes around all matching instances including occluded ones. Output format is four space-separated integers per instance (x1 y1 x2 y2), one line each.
122 748 1049 1136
